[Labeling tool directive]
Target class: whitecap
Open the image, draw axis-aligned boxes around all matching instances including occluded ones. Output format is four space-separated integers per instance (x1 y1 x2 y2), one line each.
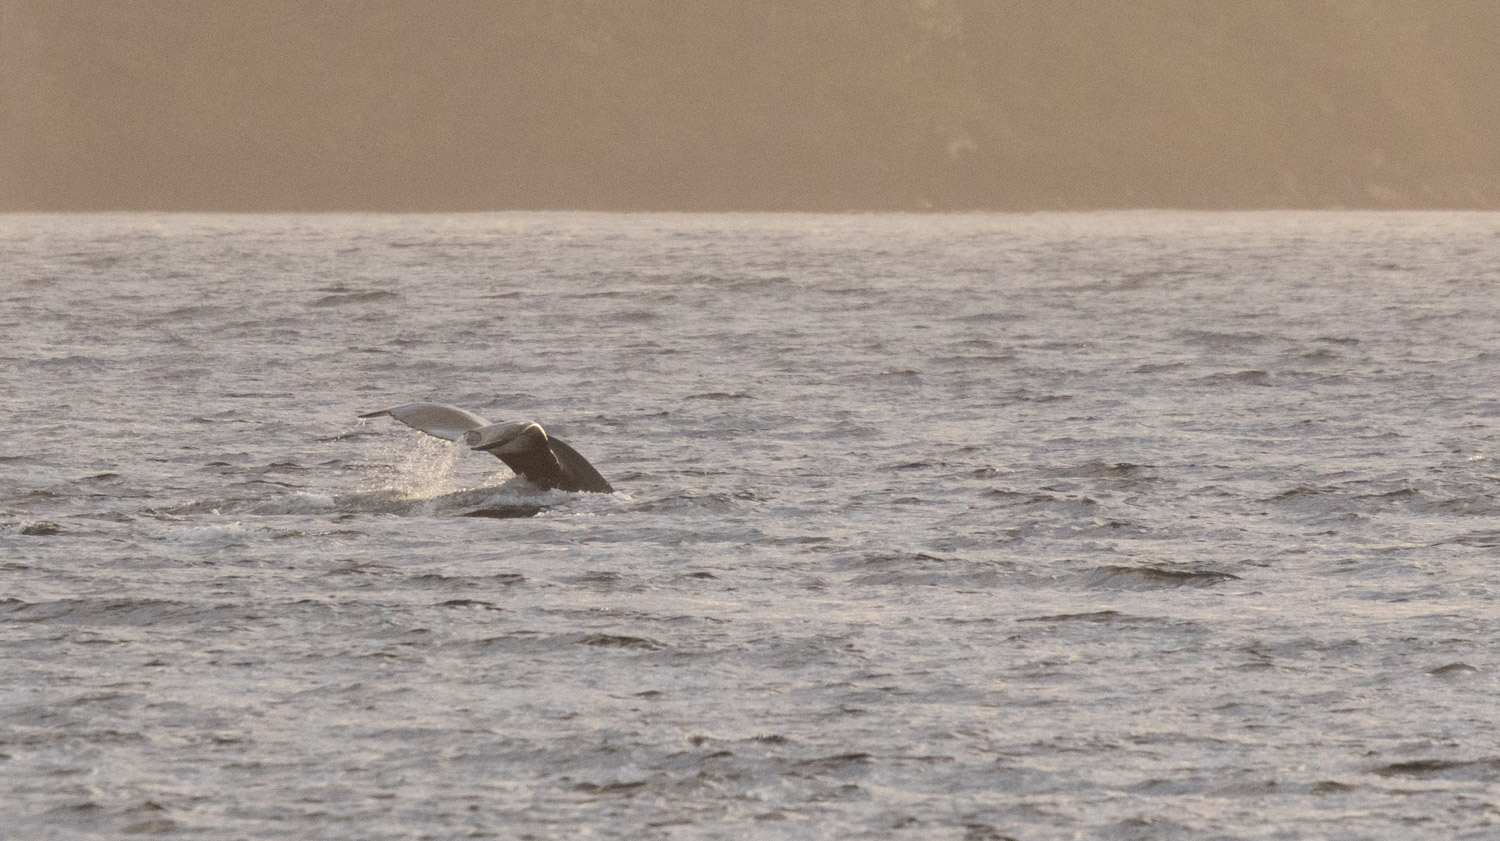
156 522 250 543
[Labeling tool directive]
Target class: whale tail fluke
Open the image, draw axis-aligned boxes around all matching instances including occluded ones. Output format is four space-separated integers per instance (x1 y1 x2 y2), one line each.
359 402 492 442
544 438 614 494
360 402 615 493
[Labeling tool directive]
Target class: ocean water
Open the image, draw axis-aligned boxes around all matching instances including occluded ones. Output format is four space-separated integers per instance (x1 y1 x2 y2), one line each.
2 211 1498 840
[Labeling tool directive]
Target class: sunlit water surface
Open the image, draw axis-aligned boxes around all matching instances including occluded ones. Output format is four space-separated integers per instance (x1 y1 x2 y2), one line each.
2 212 1498 840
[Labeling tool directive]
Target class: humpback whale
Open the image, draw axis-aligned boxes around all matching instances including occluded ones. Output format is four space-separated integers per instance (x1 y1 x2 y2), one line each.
360 403 614 493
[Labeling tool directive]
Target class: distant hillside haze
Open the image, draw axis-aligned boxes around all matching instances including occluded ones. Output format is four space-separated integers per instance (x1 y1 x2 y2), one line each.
3 0 1498 211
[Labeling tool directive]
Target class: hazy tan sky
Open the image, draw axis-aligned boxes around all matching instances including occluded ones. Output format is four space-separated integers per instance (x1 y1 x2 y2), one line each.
2 0 1497 211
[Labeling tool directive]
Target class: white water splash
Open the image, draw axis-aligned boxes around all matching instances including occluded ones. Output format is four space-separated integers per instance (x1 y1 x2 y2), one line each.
376 432 466 499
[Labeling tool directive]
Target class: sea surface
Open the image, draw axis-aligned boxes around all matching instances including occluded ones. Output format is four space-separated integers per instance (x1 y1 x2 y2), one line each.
2 212 1498 840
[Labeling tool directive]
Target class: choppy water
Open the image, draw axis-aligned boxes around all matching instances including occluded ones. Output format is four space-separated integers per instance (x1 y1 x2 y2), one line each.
2 212 1499 840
